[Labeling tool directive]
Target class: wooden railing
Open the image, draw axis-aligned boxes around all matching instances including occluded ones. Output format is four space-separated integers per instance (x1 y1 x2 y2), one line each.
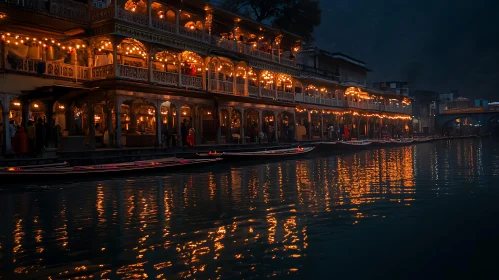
181 75 203 89
261 88 274 99
92 64 114 80
235 84 245 95
152 71 178 86
277 91 294 102
117 65 148 81
248 86 259 97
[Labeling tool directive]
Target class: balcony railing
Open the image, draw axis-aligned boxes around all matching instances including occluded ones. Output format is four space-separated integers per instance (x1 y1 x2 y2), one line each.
235 84 245 95
277 91 294 102
249 86 259 97
4 59 411 115
117 65 148 81
298 64 340 82
152 71 178 86
181 75 203 89
261 88 274 99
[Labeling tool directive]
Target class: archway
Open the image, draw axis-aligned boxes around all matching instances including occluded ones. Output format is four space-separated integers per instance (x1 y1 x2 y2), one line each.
152 50 179 86
116 38 148 80
260 71 275 98
208 57 234 93
180 51 204 89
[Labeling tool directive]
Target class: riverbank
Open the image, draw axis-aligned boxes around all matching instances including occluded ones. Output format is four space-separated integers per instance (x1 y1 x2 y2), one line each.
0 135 481 167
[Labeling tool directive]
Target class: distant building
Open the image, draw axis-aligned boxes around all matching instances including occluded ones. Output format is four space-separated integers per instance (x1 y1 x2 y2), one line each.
474 99 488 110
410 90 439 134
93 0 111 8
372 81 410 97
489 102 499 111
297 46 370 88
454 97 472 109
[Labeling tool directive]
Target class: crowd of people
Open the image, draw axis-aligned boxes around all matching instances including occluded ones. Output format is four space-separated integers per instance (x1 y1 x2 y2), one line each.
1 118 61 156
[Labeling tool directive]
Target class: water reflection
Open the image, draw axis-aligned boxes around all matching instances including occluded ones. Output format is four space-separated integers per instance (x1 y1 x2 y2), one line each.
0 139 497 279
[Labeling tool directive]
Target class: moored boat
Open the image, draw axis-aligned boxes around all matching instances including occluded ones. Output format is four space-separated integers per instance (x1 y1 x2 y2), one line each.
335 140 372 150
197 146 315 161
0 158 222 183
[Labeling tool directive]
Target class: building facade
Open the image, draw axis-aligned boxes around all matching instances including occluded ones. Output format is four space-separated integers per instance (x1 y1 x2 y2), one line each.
0 0 412 154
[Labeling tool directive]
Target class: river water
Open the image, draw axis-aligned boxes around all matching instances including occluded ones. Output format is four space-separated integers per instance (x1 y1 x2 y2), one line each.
1 139 499 280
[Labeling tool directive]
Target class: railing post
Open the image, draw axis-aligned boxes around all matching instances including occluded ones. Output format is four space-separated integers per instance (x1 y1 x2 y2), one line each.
177 58 182 87
232 65 237 95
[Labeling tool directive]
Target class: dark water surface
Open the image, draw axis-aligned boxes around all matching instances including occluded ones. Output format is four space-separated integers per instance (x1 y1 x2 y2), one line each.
1 139 499 280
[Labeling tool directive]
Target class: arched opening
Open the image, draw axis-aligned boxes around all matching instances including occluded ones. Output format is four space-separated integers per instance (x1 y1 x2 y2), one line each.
119 0 148 25
230 108 242 143
295 108 308 140
261 110 277 142
247 68 259 97
180 51 204 89
244 109 259 143
179 10 204 40
260 71 275 98
442 116 480 136
119 99 158 147
151 2 176 25
117 38 148 80
152 50 179 86
277 111 295 142
208 57 234 94
235 63 248 96
277 74 293 101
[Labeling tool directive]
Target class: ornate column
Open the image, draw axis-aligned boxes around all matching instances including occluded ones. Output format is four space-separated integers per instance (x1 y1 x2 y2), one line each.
44 100 55 147
258 109 263 143
274 111 279 143
147 0 153 27
216 107 222 144
87 48 94 79
2 99 12 154
232 65 237 94
274 74 278 99
244 69 249 96
292 111 297 141
227 107 232 143
156 100 162 147
320 111 324 140
115 96 122 148
20 100 29 128
112 39 119 77
105 100 114 147
175 9 180 33
241 108 246 144
207 63 212 92
64 103 75 134
176 102 183 147
129 103 137 134
215 63 220 92
307 110 312 139
177 57 182 86
87 101 96 150
148 50 153 83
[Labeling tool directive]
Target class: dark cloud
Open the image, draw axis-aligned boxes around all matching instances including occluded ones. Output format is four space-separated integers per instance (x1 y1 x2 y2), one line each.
315 0 499 100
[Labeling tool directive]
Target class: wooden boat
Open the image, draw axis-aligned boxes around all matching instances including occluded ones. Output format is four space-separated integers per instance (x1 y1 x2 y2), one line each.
0 158 222 183
335 140 372 150
197 146 315 160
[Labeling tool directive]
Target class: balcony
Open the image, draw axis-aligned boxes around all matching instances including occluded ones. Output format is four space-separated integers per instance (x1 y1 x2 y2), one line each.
88 6 297 69
8 58 90 81
298 64 340 83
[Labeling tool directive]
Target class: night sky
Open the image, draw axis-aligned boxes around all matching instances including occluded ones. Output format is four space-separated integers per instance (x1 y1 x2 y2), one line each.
314 0 499 100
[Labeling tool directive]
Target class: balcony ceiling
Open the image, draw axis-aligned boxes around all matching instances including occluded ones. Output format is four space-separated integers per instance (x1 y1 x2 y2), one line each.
0 7 86 38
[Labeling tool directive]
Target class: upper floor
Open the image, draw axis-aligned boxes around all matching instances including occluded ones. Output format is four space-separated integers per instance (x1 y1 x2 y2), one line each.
296 46 370 87
1 0 301 69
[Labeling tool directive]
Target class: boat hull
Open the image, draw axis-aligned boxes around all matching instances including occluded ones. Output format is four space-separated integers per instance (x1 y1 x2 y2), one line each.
0 158 222 184
198 147 315 161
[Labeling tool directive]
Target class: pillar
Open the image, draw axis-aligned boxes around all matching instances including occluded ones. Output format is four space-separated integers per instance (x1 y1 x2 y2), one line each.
21 101 29 128
175 10 180 33
216 108 222 144
207 64 212 91
129 103 137 134
148 53 153 82
241 108 246 144
258 109 263 143
156 101 162 147
147 0 152 27
215 64 220 91
87 102 96 150
232 65 237 94
320 112 324 140
64 103 75 134
112 41 118 76
106 101 113 147
115 97 122 148
274 111 279 143
176 102 183 147
2 103 12 154
274 75 278 99
177 57 182 86
44 100 55 147
194 106 202 145
292 111 297 141
244 69 249 96
257 71 262 97
307 110 312 139
227 108 232 143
